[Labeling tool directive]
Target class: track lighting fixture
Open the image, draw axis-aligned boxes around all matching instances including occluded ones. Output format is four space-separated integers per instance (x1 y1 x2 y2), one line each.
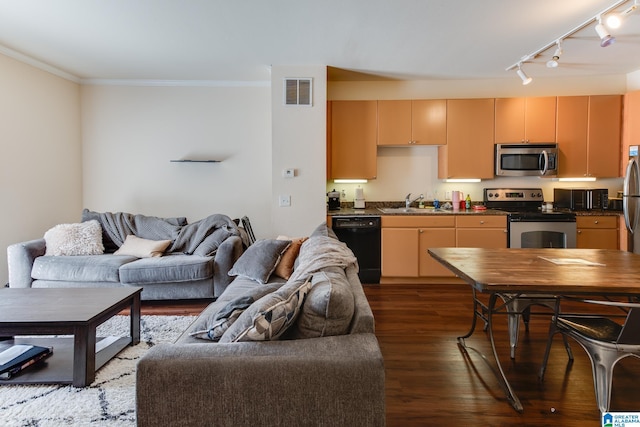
606 0 639 27
595 16 616 47
506 0 632 83
546 41 563 68
516 63 532 85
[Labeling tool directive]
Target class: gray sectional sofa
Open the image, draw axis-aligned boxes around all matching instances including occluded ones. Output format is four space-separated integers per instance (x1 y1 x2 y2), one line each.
7 210 244 300
136 223 386 427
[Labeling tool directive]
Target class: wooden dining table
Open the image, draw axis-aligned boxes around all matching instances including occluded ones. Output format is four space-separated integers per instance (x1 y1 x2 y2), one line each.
427 247 640 413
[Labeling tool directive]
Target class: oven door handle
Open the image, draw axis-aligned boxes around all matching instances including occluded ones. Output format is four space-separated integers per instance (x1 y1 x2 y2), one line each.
540 150 549 176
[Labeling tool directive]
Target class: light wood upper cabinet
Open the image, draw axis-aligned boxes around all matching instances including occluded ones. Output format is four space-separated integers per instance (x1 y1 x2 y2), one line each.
438 98 495 179
623 91 640 175
377 99 446 146
495 97 556 143
557 95 621 178
587 95 621 178
557 96 589 177
328 100 377 180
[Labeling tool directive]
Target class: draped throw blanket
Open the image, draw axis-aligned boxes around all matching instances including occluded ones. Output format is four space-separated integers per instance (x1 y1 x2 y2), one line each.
96 212 239 255
289 235 358 283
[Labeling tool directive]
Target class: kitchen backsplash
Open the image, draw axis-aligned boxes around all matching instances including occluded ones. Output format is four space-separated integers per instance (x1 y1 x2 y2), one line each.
327 145 623 204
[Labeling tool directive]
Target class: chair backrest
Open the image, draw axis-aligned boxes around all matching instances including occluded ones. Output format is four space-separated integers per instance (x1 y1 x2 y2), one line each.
618 308 640 344
241 216 256 246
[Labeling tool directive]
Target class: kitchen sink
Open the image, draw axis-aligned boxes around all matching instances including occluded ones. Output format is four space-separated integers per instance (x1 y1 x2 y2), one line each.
377 207 448 214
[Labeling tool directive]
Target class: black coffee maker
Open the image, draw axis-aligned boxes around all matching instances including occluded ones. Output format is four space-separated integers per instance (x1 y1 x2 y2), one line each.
327 189 341 210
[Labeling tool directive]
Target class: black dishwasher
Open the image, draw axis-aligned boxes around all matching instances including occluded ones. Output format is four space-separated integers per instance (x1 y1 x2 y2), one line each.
331 216 381 284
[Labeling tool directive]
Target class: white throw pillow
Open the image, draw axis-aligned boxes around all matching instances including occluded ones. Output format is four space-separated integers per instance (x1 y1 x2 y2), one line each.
44 220 105 256
114 235 171 258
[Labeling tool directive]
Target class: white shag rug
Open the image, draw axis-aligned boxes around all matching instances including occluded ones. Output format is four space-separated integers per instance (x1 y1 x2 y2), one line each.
0 315 196 427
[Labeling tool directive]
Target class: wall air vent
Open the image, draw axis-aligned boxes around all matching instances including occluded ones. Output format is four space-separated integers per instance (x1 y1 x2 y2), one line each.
283 78 312 106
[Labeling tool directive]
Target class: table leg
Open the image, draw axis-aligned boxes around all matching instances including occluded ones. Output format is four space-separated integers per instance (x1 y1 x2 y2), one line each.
457 288 481 344
457 290 524 412
73 325 96 387
130 292 141 345
487 293 523 412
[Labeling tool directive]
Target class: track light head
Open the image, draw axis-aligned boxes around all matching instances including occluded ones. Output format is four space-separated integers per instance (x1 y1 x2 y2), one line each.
607 1 639 28
596 17 616 47
546 41 563 68
606 13 623 28
516 64 532 85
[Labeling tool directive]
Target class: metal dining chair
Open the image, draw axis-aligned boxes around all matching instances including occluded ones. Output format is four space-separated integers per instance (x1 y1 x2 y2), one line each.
539 297 640 413
499 293 560 359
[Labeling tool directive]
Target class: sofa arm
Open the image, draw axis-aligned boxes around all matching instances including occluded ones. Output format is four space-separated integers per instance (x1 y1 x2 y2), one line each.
212 235 243 297
7 239 46 288
136 333 385 427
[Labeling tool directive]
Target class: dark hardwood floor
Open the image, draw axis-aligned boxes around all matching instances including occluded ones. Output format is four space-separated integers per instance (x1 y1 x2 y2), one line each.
142 283 640 426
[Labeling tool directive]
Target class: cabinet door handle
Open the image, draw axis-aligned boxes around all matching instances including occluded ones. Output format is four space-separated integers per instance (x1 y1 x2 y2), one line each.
479 220 485 224
578 230 582 234
594 220 599 224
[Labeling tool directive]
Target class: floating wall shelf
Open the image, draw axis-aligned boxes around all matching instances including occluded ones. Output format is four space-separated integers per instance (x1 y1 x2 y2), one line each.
170 160 221 163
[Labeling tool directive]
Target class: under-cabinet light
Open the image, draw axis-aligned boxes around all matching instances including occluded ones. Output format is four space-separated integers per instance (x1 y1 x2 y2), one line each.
444 179 482 183
334 179 368 184
557 177 597 182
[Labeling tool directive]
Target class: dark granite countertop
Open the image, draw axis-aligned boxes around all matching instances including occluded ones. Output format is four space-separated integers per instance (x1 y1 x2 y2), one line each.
327 202 623 217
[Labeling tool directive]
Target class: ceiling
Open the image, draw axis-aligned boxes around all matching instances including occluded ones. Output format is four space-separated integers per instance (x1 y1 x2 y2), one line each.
0 0 639 83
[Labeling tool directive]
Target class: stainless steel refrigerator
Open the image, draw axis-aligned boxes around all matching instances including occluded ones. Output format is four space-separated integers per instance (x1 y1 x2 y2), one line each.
624 145 640 253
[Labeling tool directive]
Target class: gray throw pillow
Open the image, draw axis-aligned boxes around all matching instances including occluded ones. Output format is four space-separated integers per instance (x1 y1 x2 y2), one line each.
228 239 291 284
189 282 282 341
288 267 355 339
219 277 312 342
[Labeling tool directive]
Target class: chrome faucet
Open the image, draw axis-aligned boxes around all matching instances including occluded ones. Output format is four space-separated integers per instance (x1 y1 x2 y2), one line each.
405 193 424 209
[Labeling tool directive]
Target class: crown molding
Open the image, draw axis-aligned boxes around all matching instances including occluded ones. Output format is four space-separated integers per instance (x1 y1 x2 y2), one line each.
81 79 271 87
0 44 80 83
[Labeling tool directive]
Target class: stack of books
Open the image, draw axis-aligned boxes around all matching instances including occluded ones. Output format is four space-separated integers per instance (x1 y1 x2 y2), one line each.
0 344 53 380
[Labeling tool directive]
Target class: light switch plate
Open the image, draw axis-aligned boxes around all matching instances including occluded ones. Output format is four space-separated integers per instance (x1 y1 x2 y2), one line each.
279 194 291 207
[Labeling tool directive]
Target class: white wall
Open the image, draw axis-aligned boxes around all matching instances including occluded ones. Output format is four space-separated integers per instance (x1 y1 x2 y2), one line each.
0 53 81 283
270 66 328 237
81 84 274 236
327 74 628 205
628 70 640 91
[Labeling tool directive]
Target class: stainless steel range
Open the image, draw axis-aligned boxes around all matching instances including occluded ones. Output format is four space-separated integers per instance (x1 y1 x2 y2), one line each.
484 188 577 248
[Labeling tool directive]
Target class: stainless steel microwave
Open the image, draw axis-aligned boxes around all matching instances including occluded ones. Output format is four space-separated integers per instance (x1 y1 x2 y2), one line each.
495 143 558 177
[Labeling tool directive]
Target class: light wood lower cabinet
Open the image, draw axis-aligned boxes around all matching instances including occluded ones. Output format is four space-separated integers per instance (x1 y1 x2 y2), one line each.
381 215 506 280
576 216 619 249
381 216 456 278
455 216 507 248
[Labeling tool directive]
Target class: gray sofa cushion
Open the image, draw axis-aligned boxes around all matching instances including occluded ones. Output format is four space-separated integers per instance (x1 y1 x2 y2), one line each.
228 239 291 284
288 267 355 339
32 254 137 282
119 254 213 285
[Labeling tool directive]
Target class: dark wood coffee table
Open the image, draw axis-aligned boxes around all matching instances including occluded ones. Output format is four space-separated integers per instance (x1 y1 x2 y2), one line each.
0 287 141 386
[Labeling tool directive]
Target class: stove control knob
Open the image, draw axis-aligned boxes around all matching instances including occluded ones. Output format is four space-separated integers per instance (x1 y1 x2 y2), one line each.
488 192 493 198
